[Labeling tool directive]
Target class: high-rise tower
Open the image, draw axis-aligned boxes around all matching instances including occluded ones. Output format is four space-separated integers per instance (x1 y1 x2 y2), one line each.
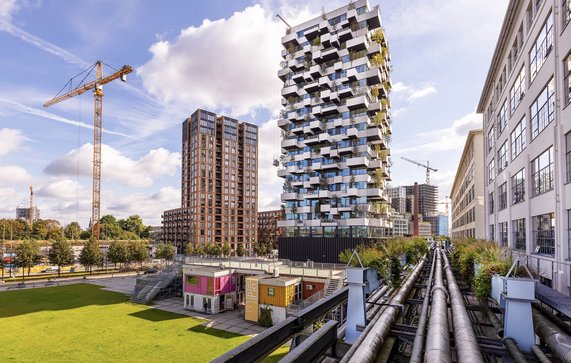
276 0 392 262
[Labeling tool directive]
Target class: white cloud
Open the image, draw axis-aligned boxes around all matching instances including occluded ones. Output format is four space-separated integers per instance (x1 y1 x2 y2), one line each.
408 85 437 102
0 165 32 186
37 179 84 200
44 143 181 188
391 81 437 102
138 4 284 116
257 118 283 211
393 112 481 155
0 0 17 23
0 97 134 138
0 128 25 155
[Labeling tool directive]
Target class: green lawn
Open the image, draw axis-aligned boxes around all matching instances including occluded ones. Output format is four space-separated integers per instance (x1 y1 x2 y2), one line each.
0 284 254 362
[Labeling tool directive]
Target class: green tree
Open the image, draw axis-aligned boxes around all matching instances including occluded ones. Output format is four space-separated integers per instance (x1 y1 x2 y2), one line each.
222 242 231 257
64 222 83 240
184 243 195 256
129 241 148 268
79 238 103 274
47 227 64 241
15 240 41 278
48 239 74 277
79 229 91 240
32 220 48 240
107 240 129 268
118 215 146 237
155 243 176 263
236 244 245 257
0 253 5 281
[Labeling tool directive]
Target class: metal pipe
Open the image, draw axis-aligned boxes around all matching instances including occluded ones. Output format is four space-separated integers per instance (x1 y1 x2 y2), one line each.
442 252 484 363
532 344 552 363
424 247 451 363
409 248 436 363
486 306 528 363
533 308 571 363
533 302 571 337
339 256 426 363
337 285 390 339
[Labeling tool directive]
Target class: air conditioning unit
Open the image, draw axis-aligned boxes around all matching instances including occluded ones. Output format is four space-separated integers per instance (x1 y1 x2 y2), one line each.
306 284 315 290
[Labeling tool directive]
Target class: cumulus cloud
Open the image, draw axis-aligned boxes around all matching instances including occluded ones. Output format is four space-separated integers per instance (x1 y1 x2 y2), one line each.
257 118 283 211
138 4 283 116
0 128 25 155
37 179 84 200
393 112 481 155
105 186 181 225
44 143 181 188
0 165 31 187
391 82 437 102
0 0 17 23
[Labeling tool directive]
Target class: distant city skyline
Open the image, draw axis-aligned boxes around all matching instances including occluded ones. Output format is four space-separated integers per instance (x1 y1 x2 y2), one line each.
0 0 507 227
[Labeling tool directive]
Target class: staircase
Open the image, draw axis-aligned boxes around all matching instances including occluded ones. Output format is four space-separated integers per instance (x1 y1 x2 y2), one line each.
286 275 345 316
130 264 182 304
324 276 343 297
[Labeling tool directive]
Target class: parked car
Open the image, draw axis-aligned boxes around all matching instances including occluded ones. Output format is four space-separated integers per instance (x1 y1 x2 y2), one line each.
41 268 59 273
143 268 159 275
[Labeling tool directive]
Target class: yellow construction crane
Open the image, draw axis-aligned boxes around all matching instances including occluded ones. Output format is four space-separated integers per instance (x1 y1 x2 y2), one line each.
44 61 133 242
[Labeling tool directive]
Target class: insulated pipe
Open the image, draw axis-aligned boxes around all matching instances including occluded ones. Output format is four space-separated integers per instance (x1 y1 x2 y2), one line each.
533 308 571 363
486 308 528 363
409 248 436 363
424 247 451 363
532 345 553 363
533 302 571 337
341 256 426 363
337 285 390 339
442 252 484 363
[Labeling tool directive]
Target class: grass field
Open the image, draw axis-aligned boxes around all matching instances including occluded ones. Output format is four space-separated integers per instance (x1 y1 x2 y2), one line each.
0 284 285 362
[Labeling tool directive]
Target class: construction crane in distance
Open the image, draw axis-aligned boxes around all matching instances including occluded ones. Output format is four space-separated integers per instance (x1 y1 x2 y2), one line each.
29 186 34 226
401 157 438 184
44 61 133 242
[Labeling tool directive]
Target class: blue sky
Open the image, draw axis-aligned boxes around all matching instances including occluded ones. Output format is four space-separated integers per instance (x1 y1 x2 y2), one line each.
0 0 508 227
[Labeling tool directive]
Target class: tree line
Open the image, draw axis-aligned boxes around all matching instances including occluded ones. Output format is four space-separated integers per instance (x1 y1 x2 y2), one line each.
0 214 151 241
1 239 166 280
183 240 274 257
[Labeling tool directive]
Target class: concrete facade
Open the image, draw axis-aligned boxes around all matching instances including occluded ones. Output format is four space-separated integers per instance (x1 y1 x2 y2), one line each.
477 0 571 292
451 130 486 239
276 0 392 261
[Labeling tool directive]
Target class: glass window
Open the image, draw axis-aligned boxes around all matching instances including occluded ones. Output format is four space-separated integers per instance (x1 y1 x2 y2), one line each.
487 126 495 153
530 13 553 81
566 53 571 105
512 168 525 205
186 275 199 286
488 159 496 184
510 117 527 160
513 218 526 251
567 132 571 183
531 146 554 196
499 222 508 247
564 0 571 29
533 212 555 255
267 287 275 296
489 224 495 242
530 78 555 139
510 67 526 114
497 101 507 134
489 192 494 215
499 183 507 210
498 141 508 171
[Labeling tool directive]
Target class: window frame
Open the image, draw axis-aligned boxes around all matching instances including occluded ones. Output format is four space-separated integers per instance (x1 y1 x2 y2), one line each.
513 218 526 251
511 168 525 205
530 12 554 82
530 78 555 139
533 212 555 255
510 67 526 114
499 182 508 210
510 116 527 160
531 146 554 196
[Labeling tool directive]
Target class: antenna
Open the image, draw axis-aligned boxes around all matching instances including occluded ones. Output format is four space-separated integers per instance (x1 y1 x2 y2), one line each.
276 14 291 29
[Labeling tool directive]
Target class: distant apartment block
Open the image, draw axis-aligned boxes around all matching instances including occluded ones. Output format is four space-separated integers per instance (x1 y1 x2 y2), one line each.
257 209 285 246
16 205 39 223
425 214 450 237
450 130 485 239
478 0 571 292
162 109 258 254
390 212 409 237
387 186 406 214
404 183 437 220
276 0 393 262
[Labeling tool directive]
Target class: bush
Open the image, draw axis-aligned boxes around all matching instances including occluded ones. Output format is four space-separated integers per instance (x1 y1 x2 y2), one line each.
259 306 273 327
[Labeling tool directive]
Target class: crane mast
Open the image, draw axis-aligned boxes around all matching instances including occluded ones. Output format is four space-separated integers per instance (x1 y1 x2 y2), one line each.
29 186 34 226
400 156 438 184
44 61 132 242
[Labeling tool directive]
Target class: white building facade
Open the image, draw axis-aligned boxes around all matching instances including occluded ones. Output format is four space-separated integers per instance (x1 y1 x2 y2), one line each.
450 130 486 239
478 0 571 292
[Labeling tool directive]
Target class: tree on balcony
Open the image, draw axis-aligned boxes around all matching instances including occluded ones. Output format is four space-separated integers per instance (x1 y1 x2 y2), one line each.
371 29 385 45
371 85 379 100
312 36 321 47
370 53 384 67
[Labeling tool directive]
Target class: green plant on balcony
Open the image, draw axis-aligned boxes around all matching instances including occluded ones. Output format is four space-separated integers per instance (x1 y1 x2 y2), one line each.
287 44 296 59
313 145 321 154
371 29 385 45
285 27 291 35
370 53 384 67
373 168 384 188
312 36 321 46
319 175 328 189
283 179 292 192
373 111 384 127
349 174 356 188
379 149 389 160
332 194 340 207
291 204 298 214
287 96 296 104
371 85 379 100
